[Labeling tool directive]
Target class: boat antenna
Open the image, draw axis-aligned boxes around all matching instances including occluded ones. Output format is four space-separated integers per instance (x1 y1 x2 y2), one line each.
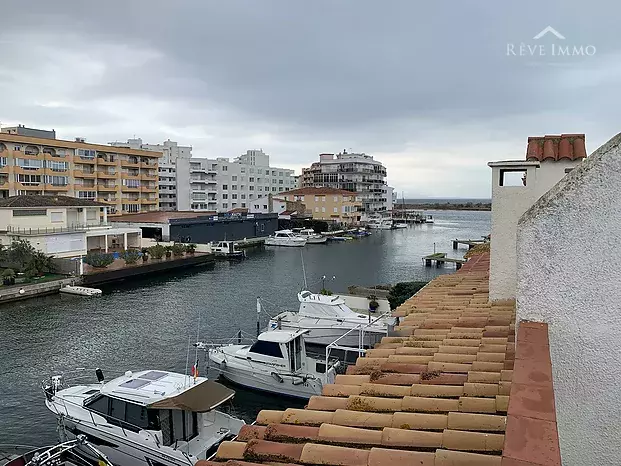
184 334 191 388
301 250 308 290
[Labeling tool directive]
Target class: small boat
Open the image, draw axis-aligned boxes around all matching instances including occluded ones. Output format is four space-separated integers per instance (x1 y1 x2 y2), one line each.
269 291 395 347
394 222 408 229
44 369 245 466
264 230 307 247
210 240 246 259
296 229 327 244
1 436 113 466
368 218 394 230
202 329 339 399
426 214 434 224
59 286 102 297
327 236 348 242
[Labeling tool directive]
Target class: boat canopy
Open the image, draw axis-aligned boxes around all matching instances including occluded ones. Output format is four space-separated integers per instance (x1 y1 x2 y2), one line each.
147 380 235 412
297 291 361 318
257 329 309 343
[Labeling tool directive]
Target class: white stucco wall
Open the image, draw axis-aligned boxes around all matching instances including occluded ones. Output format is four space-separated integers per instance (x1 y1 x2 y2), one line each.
489 159 579 301
516 133 621 466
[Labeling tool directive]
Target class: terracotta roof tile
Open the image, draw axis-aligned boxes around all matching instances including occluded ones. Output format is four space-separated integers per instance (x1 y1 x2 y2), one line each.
526 134 586 162
215 252 559 466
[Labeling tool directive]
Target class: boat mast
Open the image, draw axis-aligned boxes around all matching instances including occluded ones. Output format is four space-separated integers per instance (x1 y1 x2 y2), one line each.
301 250 308 289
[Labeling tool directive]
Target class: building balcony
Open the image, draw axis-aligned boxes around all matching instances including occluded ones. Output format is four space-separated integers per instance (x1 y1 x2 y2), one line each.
97 184 117 192
121 185 141 192
97 171 117 179
13 166 43 175
141 186 157 193
122 172 140 179
121 159 140 168
44 184 69 191
78 157 97 164
141 173 158 181
140 161 157 168
14 182 42 190
98 198 118 205
74 170 96 178
97 158 117 166
141 198 158 204
0 165 9 173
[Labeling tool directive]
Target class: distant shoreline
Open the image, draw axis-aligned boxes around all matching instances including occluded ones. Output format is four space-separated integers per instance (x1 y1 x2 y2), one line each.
397 203 491 211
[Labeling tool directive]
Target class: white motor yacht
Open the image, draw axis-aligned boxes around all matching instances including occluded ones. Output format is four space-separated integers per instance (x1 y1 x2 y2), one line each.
202 329 338 399
1 435 114 466
394 222 408 229
268 291 395 347
368 218 394 230
296 229 327 244
264 230 307 247
210 241 246 259
44 369 245 466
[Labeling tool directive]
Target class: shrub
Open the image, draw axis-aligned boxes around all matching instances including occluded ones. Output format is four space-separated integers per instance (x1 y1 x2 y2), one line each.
2 268 16 285
83 252 115 268
320 288 333 296
185 243 197 254
148 244 165 260
122 249 141 264
164 245 173 258
387 281 428 310
171 243 186 257
141 248 149 262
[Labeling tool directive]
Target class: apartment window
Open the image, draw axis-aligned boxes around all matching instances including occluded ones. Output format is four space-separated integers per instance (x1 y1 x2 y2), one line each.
249 177 254 182
222 203 228 209
314 196 319 202
322 207 326 213
249 194 254 199
78 149 96 158
232 203 237 208
271 170 276 176
47 161 68 172
241 185 245 190
263 204 267 209
50 211 63 223
232 176 237 181
15 174 42 185
13 209 47 217
258 169 263 174
0 157 6 167
46 176 68 186
241 168 245 173
123 204 140 213
241 194 246 199
334 196 338 202
333 207 338 213
222 166 228 171
222 184 228 190
315 207 319 212
232 185 237 190
272 179 276 184
271 187 277 192
123 179 141 188
222 194 228 199
249 186 254 191
232 194 238 200
78 191 97 199
15 159 42 169
14 145 22 151
279 180 283 184
322 196 326 202
241 203 246 208
279 172 283 177
258 186 263 191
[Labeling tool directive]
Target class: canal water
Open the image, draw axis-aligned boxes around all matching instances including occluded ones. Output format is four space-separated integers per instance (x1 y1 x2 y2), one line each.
0 210 489 445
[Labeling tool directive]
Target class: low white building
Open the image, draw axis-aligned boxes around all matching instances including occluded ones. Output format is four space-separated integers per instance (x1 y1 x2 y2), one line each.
515 132 619 466
487 134 586 301
110 138 192 211
0 195 141 258
176 149 297 212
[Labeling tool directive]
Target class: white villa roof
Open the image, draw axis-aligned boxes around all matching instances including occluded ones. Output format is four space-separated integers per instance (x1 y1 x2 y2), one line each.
85 226 141 237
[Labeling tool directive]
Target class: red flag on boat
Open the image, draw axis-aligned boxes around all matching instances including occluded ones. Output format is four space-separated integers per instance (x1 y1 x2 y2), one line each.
191 359 199 380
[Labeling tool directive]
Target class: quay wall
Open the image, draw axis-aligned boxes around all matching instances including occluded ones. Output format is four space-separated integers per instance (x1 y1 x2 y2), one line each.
0 277 77 305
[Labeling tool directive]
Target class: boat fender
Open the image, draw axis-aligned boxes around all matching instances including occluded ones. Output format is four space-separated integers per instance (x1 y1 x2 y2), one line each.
271 372 284 383
292 377 306 386
219 360 227 370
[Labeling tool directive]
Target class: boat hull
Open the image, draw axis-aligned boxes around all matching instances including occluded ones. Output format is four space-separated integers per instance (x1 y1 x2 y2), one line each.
264 239 307 247
305 236 327 244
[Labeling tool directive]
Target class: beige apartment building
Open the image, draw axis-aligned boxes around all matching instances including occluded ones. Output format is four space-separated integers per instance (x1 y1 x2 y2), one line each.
276 187 362 224
0 128 161 215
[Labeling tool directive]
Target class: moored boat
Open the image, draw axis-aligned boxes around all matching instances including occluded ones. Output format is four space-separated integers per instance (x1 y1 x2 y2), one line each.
264 230 307 247
43 369 245 466
210 240 246 259
296 229 327 244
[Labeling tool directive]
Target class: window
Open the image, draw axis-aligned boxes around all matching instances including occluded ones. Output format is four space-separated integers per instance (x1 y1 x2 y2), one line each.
14 145 22 151
241 185 245 190
249 340 283 358
232 175 237 181
249 194 254 199
241 168 245 173
322 196 326 202
232 203 237 208
232 185 237 190
123 179 141 188
222 203 228 209
110 397 126 421
249 177 254 182
78 191 96 199
222 165 228 171
272 170 276 176
46 176 68 186
0 157 6 167
13 209 46 217
241 194 246 199
241 203 246 208
222 184 228 190
15 174 41 185
85 395 109 417
499 169 527 187
78 149 96 158
315 207 319 212
47 160 68 171
15 158 42 169
334 196 338 202
314 196 319 202
249 186 254 191
123 204 140 213
272 187 277 192
222 194 228 199
232 194 238 200
322 207 326 213
254 204 259 209
258 169 262 174
258 186 262 191
333 207 338 213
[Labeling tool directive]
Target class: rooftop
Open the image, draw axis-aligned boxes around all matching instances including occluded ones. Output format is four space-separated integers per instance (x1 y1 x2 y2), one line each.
204 252 561 466
280 187 360 196
526 134 586 162
110 211 218 224
0 195 105 208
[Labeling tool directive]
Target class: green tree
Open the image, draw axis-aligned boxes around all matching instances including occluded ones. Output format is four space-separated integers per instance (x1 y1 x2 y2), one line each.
387 281 428 310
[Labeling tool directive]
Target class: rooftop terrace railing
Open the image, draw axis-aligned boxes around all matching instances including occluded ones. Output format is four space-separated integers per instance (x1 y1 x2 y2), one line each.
6 223 110 235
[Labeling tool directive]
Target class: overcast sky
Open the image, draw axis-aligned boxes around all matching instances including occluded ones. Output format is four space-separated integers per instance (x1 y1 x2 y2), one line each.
1 1 619 198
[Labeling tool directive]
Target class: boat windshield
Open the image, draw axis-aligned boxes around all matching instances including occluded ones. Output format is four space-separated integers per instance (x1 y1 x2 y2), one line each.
288 337 302 372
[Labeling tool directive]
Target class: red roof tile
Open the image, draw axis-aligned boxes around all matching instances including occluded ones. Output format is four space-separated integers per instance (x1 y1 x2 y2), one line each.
525 134 586 161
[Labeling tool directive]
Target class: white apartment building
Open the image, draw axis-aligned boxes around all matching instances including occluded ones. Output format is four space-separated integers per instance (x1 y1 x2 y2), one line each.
302 151 393 213
176 150 297 212
110 138 192 211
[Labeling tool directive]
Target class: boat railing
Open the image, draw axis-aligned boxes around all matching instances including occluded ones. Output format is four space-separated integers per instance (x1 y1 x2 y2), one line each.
323 310 392 384
196 329 257 349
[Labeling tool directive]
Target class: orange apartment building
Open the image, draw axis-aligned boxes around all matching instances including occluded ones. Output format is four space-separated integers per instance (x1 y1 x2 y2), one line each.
0 127 161 216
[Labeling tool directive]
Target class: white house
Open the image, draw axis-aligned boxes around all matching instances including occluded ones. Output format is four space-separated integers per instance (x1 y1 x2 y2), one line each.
0 195 141 258
487 134 586 301
515 132 620 466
